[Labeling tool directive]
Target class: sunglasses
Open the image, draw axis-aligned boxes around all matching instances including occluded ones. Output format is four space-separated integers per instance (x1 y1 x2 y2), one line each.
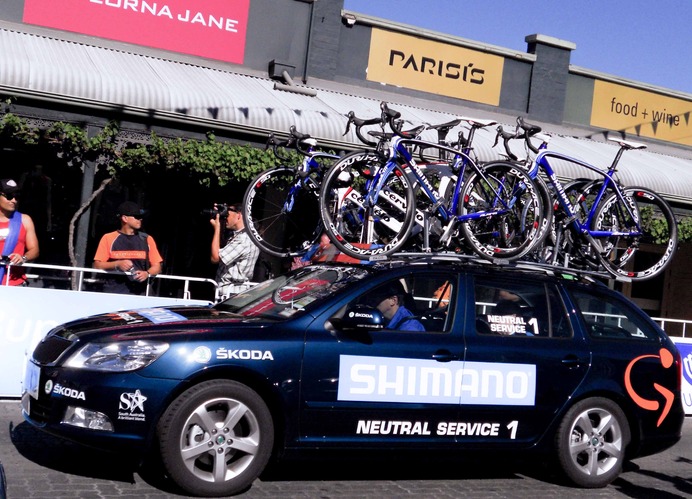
1 192 17 201
129 214 143 220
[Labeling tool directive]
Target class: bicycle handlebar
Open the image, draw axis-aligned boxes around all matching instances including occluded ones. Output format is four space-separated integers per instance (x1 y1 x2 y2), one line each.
381 101 419 138
515 117 542 154
493 116 546 160
493 125 520 161
344 110 383 147
266 125 316 161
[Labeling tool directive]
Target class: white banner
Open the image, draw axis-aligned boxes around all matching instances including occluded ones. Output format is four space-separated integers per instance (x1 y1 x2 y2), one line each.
672 337 692 416
0 286 209 397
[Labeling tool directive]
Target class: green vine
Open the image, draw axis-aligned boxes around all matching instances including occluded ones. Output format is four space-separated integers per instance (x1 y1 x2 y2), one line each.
678 216 692 242
0 110 303 186
639 205 691 244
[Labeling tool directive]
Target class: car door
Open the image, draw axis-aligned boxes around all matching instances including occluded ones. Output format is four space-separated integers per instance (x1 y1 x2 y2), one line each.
300 270 466 446
458 272 591 446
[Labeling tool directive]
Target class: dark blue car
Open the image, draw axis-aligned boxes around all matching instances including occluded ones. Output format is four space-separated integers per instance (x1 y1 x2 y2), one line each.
22 258 684 496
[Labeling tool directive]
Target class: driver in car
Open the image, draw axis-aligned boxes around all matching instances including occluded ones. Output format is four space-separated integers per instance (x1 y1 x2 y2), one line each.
371 281 425 332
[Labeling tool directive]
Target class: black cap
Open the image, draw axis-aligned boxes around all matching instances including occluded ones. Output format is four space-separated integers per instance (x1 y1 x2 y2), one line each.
370 281 406 303
0 179 19 195
116 201 144 217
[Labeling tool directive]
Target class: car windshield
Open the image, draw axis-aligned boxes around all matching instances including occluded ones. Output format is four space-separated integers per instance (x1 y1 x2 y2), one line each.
214 265 370 319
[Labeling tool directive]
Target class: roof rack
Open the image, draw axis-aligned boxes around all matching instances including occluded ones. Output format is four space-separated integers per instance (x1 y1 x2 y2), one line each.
381 252 625 284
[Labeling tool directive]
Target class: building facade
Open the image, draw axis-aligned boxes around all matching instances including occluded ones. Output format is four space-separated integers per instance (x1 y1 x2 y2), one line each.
0 0 690 319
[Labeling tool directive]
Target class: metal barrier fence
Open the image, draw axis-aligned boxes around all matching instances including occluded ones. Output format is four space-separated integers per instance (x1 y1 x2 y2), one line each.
653 317 690 338
1 261 220 301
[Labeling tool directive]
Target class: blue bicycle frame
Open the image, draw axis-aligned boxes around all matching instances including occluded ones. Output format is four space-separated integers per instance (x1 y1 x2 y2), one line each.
365 135 520 234
283 148 340 214
531 148 644 243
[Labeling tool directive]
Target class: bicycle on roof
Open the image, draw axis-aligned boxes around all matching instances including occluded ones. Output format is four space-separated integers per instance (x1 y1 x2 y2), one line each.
242 126 340 258
318 101 548 262
490 117 678 281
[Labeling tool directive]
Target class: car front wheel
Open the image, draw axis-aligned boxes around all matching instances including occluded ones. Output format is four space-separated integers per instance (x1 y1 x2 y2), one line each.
157 380 274 497
555 397 630 488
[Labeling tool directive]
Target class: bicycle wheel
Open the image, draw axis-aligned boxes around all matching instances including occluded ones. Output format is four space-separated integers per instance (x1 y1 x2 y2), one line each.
244 166 323 258
593 186 677 280
458 162 546 260
319 151 416 260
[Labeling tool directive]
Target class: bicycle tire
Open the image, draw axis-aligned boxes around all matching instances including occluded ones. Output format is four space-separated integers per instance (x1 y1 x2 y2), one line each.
243 166 323 258
593 186 677 281
458 162 546 260
514 173 555 263
319 151 416 260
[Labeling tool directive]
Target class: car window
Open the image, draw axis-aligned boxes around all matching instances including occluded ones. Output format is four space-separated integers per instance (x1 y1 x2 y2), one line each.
355 274 456 333
570 287 660 341
473 277 572 338
218 265 370 319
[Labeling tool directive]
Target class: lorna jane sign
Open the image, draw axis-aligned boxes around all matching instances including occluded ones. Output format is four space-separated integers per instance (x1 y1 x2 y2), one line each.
23 0 250 64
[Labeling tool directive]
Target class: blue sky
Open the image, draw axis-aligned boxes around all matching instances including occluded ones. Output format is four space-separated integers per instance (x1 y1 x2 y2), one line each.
343 0 692 95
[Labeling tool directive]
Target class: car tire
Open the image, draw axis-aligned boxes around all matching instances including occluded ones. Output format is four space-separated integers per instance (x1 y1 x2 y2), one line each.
156 380 274 497
555 397 630 488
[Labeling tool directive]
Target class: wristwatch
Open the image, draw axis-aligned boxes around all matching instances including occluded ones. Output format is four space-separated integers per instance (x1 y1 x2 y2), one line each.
21 255 28 263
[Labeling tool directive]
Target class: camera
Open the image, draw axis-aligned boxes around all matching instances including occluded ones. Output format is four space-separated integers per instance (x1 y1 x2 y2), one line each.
201 203 229 220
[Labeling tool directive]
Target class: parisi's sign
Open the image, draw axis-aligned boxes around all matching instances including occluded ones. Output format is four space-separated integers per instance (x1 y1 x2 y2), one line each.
366 29 504 107
23 0 250 64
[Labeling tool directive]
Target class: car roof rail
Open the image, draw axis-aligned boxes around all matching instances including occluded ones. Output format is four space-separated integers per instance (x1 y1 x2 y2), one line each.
383 252 619 284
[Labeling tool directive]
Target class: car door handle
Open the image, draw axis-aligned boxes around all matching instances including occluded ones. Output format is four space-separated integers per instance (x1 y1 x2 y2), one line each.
561 355 588 368
432 350 460 362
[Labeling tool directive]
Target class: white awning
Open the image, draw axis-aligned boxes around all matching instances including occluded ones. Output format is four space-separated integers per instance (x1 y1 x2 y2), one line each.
1 25 691 205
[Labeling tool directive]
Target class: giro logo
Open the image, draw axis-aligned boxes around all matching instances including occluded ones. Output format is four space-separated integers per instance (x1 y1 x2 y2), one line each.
624 348 675 427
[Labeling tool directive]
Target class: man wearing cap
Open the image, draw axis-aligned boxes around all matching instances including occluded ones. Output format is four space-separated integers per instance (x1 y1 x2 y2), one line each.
0 178 39 286
210 203 259 299
93 201 163 294
371 280 425 332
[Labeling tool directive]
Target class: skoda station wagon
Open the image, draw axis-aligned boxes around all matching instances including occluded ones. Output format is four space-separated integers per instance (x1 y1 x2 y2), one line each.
22 257 684 497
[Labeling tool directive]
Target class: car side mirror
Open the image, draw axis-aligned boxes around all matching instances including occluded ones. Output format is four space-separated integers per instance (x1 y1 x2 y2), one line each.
331 305 385 332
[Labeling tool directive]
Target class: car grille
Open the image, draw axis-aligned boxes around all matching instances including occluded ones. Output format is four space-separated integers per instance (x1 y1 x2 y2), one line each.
32 333 74 364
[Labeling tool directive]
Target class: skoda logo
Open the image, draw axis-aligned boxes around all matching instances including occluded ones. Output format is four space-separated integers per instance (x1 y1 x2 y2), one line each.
191 346 212 364
44 380 53 395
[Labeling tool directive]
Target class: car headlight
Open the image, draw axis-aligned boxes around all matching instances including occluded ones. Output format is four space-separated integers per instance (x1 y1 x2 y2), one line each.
64 340 169 372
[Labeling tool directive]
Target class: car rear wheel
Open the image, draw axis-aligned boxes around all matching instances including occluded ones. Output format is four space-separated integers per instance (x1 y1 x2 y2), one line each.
157 380 274 497
555 397 630 488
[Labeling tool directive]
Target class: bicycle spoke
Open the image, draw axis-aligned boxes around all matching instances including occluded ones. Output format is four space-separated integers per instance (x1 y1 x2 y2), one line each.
320 152 415 259
459 164 545 260
244 167 323 257
593 187 677 280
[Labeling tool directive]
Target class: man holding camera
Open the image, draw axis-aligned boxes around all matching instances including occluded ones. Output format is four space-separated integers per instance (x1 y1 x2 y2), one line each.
209 203 259 299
